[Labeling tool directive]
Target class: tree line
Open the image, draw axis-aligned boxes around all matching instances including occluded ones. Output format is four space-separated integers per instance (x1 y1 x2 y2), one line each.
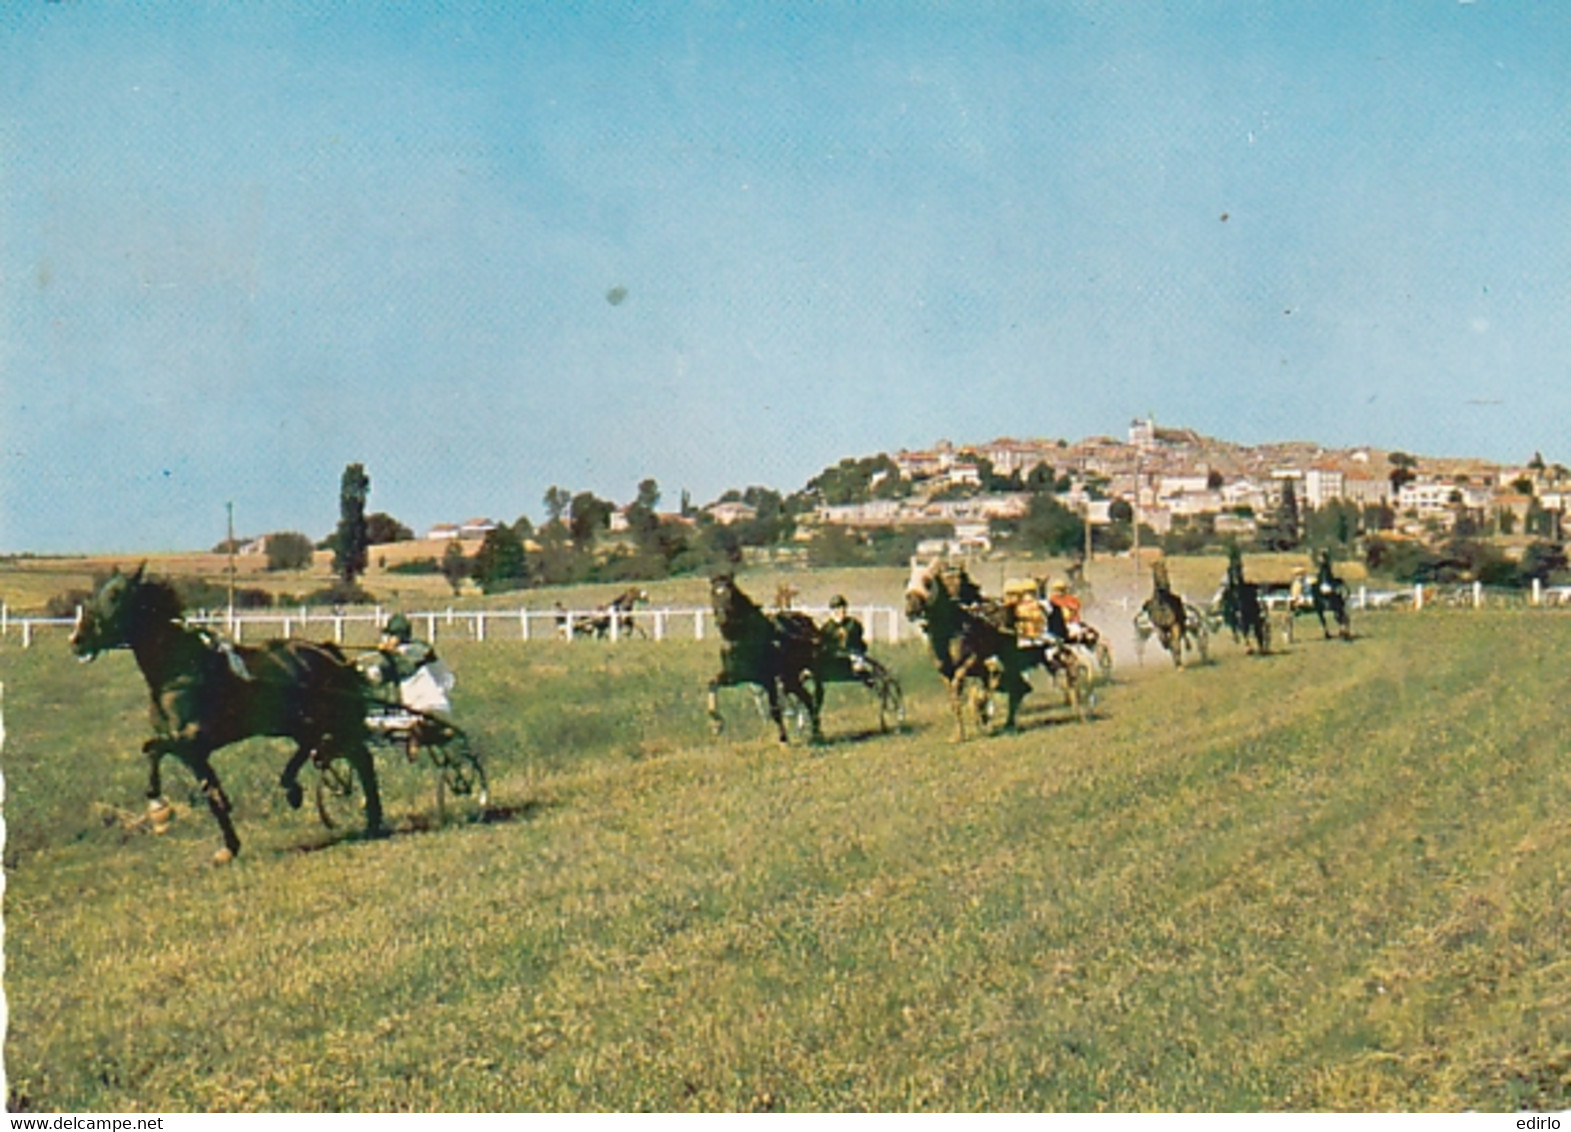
233 448 1570 603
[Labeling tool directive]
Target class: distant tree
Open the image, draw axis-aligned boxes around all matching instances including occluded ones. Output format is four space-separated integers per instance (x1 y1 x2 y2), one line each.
1023 462 1057 494
265 531 315 572
624 478 662 551
806 455 901 505
1014 493 1085 555
1388 451 1418 494
1206 469 1225 491
511 514 535 540
471 525 528 594
439 541 469 595
1258 480 1301 551
807 524 868 567
1304 500 1361 548
365 512 413 545
1511 476 1536 496
568 491 614 547
333 463 371 587
1520 540 1568 584
543 485 571 525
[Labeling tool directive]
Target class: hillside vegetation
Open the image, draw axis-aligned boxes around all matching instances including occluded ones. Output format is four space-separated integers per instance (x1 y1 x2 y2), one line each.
2 603 1567 1111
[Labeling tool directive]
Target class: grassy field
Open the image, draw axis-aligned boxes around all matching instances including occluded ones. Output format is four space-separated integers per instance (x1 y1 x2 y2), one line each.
3 583 1567 1111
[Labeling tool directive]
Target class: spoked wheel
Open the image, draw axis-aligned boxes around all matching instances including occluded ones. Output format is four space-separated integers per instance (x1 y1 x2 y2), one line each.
1069 656 1097 721
414 717 490 824
873 668 905 733
314 755 363 831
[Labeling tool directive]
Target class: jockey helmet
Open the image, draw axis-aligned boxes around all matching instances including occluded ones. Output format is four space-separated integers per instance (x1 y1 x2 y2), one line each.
383 613 413 642
1049 579 1069 593
829 594 848 611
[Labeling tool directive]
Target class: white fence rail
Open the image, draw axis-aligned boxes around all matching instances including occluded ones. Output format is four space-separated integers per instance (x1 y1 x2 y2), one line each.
9 582 1571 650
0 603 910 649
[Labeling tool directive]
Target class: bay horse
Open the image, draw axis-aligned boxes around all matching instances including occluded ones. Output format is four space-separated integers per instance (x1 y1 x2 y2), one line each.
706 573 823 744
904 561 1032 739
1218 546 1270 654
70 565 383 863
580 586 649 640
1142 560 1197 668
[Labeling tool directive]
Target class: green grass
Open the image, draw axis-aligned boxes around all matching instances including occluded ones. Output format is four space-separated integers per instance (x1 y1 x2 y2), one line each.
3 606 1569 1111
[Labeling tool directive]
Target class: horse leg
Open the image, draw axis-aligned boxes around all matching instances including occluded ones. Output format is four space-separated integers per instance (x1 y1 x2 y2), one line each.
280 743 312 810
946 671 969 741
346 744 385 838
184 751 242 865
764 681 790 745
140 737 176 831
706 677 727 735
805 672 827 744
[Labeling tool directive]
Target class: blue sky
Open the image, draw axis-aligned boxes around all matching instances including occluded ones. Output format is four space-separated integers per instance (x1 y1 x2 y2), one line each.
3 1 1566 553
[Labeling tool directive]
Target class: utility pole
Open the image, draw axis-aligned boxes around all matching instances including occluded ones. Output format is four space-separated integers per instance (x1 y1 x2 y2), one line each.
1131 449 1142 578
226 501 236 632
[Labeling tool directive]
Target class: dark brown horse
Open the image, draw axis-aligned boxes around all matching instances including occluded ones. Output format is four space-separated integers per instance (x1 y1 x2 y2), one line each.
1218 545 1270 654
905 561 1033 739
706 573 823 744
1311 549 1353 640
70 565 383 863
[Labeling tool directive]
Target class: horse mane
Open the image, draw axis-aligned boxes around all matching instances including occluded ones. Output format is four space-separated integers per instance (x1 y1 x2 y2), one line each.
131 575 186 626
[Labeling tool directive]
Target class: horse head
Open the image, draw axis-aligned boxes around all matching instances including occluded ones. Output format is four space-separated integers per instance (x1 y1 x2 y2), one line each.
905 560 938 621
70 563 157 661
1151 559 1173 595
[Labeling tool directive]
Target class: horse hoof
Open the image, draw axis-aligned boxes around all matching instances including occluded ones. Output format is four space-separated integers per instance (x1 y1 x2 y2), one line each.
212 848 235 866
285 782 303 810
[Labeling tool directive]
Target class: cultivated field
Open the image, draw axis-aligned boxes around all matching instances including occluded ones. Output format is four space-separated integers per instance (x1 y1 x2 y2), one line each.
2 570 1567 1112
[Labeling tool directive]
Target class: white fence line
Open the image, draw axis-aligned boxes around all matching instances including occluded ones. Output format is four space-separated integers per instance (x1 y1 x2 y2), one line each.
0 603 910 649
10 584 1571 650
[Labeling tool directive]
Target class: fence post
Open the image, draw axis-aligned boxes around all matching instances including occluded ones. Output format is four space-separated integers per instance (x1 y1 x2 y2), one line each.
21 621 31 648
654 610 666 641
1414 583 1424 612
520 609 530 641
475 612 486 642
1 601 7 638
233 619 243 643
283 617 292 637
1357 585 1367 611
1533 578 1543 607
333 616 344 644
610 610 620 642
564 613 574 641
1473 580 1483 609
427 613 438 642
695 609 705 641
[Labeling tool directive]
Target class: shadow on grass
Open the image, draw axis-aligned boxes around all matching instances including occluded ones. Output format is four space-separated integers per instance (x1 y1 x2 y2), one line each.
289 797 551 854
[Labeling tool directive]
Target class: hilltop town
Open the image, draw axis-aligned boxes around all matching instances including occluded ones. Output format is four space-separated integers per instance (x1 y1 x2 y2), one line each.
716 418 1565 558
205 418 1565 599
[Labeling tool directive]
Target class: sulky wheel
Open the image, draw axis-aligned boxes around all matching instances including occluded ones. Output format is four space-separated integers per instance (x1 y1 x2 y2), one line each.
418 719 490 825
1095 641 1114 684
873 666 905 733
314 755 363 831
